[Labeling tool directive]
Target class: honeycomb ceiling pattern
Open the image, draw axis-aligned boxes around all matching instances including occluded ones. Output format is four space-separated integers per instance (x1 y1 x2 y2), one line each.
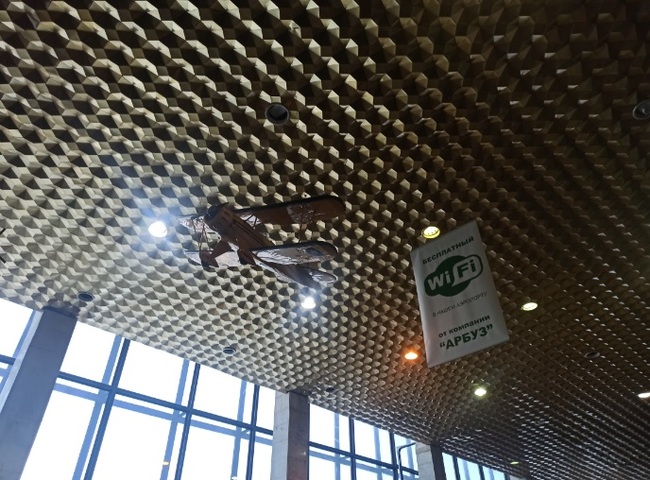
1 0 649 478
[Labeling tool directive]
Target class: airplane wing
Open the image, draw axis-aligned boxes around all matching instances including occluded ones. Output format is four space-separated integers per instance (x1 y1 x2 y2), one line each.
235 195 344 227
301 266 337 285
251 241 337 265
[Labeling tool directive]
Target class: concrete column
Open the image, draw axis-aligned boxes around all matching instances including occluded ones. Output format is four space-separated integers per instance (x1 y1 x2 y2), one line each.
415 442 447 480
270 391 310 480
0 307 77 480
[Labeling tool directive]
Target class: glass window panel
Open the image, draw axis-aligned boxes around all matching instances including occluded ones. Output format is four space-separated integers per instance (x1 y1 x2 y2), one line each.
92 396 178 480
309 447 352 480
458 458 482 480
356 459 394 480
251 432 273 480
483 467 506 480
402 471 419 480
0 362 9 392
60 322 120 382
394 434 418 471
193 365 253 421
353 419 392 463
443 453 456 480
0 297 32 357
182 416 250 480
21 381 108 480
310 404 350 451
255 385 276 430
118 340 186 402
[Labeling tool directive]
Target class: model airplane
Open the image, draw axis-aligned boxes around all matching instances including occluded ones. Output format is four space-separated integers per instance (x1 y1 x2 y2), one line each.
179 195 345 289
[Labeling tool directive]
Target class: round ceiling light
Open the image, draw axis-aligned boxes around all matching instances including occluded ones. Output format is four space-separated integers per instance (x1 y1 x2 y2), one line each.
632 100 650 120
474 386 488 397
301 295 316 309
422 226 441 239
520 301 538 311
222 346 237 355
148 220 168 238
77 291 95 302
638 392 650 399
404 351 419 361
265 103 290 125
510 461 521 466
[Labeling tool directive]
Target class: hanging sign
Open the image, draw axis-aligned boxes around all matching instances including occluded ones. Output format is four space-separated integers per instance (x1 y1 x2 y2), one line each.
410 220 509 367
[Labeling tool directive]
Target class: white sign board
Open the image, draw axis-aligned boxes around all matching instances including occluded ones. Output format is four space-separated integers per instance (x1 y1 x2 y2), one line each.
410 220 509 367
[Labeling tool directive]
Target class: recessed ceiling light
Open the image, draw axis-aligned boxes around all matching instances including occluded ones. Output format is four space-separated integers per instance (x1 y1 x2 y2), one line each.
222 346 237 355
265 103 290 125
301 295 316 309
584 351 600 359
510 460 520 465
422 226 441 239
404 351 419 361
520 301 538 311
474 386 487 397
77 291 95 302
148 220 168 238
632 99 650 120
638 392 650 399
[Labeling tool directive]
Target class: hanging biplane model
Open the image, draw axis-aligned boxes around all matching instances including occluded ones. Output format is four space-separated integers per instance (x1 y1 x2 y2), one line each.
179 195 345 289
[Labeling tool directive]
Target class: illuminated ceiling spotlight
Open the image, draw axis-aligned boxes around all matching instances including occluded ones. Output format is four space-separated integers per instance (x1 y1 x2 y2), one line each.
473 386 488 397
520 301 538 311
148 220 168 238
404 350 419 361
301 295 316 309
422 225 441 239
638 392 650 399
510 461 521 466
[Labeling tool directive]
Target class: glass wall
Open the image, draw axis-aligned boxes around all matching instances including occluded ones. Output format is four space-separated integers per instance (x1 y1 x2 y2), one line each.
443 452 510 480
309 404 419 480
1 298 513 480
0 298 273 480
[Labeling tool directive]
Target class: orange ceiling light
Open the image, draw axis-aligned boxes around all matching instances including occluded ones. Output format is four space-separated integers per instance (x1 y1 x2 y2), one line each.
404 351 419 361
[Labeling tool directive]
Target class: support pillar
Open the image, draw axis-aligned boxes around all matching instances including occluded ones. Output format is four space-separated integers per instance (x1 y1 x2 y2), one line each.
0 307 76 480
270 391 310 480
415 442 447 480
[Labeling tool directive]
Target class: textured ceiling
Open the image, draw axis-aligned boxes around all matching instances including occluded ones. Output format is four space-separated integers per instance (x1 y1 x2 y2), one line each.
1 0 649 478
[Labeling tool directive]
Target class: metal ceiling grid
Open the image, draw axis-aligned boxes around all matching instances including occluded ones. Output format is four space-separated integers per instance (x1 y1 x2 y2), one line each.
0 1 649 478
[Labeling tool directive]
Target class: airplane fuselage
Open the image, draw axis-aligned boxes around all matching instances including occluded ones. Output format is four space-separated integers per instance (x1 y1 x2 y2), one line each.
204 205 320 288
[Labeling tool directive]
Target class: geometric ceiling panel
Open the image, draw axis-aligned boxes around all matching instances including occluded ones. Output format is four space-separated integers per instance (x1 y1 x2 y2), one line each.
1 1 649 478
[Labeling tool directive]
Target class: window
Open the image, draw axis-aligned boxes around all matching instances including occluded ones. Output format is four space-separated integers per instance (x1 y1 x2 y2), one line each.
356 459 394 480
353 419 393 463
182 416 250 480
443 452 510 480
310 447 353 480
20 381 108 480
310 404 350 451
394 434 418 472
118 340 189 403
19 311 274 480
193 365 253 422
250 432 273 480
443 453 456 480
309 406 418 480
457 458 482 480
60 322 120 382
0 297 32 357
